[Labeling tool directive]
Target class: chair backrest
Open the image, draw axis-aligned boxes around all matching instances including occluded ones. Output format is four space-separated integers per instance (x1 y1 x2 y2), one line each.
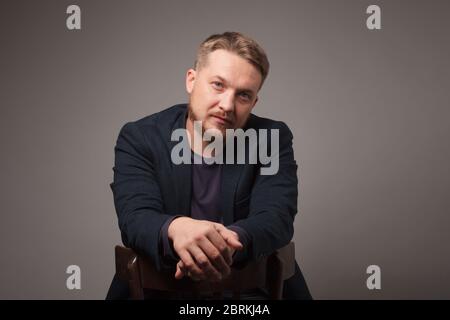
115 242 296 300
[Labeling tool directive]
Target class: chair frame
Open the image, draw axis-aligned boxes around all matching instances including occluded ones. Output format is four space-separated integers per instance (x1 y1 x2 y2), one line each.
115 242 295 300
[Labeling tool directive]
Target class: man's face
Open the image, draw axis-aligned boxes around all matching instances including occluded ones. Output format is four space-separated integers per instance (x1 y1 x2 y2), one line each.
186 49 262 136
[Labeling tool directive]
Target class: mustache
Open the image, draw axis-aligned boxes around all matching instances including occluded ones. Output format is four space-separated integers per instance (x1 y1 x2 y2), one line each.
210 112 234 124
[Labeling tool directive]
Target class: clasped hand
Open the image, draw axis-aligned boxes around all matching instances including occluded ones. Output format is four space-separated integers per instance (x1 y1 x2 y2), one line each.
167 217 243 282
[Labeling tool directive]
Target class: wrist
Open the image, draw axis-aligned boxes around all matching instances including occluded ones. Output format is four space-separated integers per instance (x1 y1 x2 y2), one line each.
168 216 189 241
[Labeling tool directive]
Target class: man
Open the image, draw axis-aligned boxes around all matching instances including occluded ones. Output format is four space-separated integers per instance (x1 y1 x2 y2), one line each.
107 32 311 299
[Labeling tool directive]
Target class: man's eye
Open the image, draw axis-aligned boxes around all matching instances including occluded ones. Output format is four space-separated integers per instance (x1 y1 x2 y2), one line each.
240 93 251 101
212 82 223 89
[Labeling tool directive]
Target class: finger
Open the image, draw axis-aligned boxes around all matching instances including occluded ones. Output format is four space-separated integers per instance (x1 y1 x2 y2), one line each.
177 249 205 281
175 261 185 280
176 261 196 280
213 224 243 250
205 226 233 265
188 245 222 282
179 260 190 277
198 236 231 278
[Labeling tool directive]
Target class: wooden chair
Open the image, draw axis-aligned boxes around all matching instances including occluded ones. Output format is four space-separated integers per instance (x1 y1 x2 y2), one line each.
115 242 296 300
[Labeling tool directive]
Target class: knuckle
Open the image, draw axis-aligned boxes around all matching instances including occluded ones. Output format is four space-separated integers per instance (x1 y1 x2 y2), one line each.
193 234 204 242
198 258 209 268
210 252 221 261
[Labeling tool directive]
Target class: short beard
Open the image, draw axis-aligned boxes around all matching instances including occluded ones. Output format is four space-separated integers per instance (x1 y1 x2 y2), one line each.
187 103 228 142
187 103 198 122
187 103 207 138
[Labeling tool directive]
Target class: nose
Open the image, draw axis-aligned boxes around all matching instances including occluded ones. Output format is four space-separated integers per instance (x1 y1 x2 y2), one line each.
218 91 235 113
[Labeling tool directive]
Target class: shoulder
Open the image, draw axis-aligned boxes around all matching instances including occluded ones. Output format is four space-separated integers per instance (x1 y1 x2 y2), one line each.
117 103 187 140
132 103 186 131
245 113 293 138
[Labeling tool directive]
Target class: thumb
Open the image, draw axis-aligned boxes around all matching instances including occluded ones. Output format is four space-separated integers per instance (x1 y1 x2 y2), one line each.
214 224 243 250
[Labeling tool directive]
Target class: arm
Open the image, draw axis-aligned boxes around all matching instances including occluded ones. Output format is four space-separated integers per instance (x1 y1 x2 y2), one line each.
111 122 173 270
231 121 298 260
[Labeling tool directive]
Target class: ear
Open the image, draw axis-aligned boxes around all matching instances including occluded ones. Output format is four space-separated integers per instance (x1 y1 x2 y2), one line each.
186 69 196 94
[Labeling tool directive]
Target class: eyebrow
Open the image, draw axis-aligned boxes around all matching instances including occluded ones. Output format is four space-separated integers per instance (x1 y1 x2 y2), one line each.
213 75 256 96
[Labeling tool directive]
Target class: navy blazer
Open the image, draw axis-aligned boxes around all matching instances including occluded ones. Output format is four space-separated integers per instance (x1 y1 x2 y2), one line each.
107 104 311 299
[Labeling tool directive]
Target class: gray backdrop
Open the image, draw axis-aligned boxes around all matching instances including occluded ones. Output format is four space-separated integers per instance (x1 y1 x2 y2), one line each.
1 0 449 299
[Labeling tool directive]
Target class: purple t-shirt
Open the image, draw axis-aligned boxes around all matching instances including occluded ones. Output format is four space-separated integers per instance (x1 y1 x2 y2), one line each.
191 154 223 223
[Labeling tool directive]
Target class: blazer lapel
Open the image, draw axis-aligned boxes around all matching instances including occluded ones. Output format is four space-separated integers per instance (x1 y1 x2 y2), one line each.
168 105 192 216
220 122 253 225
220 163 244 226
173 162 192 216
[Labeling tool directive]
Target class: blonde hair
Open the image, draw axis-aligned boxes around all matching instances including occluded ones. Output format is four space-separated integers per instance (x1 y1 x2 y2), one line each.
195 31 270 88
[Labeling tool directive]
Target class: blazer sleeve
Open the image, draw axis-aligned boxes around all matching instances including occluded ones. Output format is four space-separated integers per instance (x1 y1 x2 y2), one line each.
231 121 298 260
110 122 172 270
